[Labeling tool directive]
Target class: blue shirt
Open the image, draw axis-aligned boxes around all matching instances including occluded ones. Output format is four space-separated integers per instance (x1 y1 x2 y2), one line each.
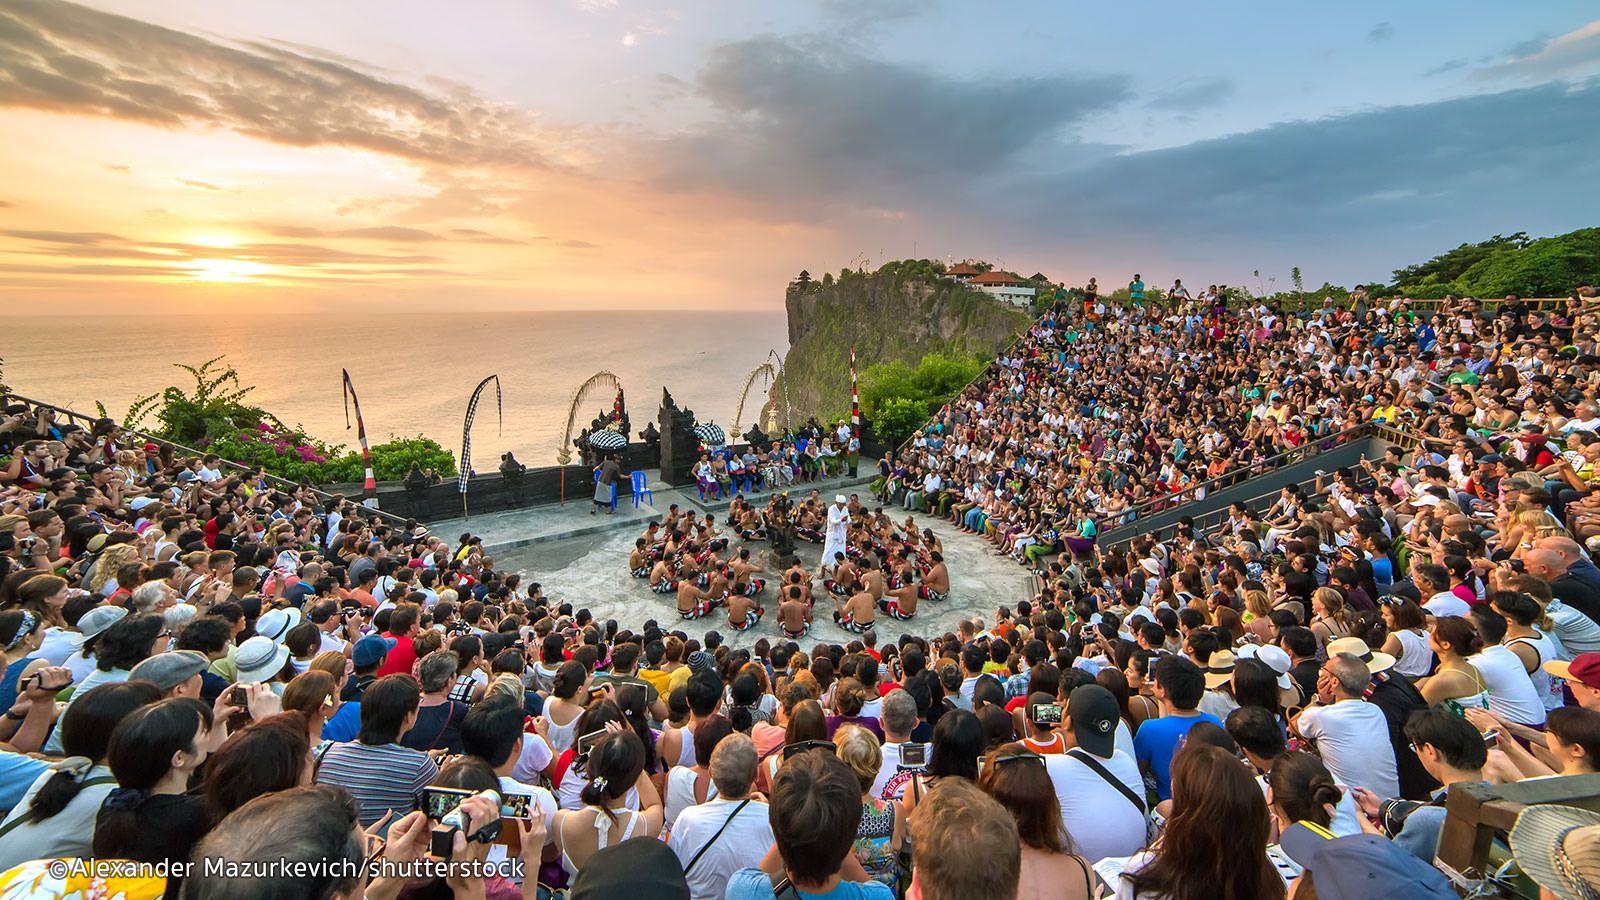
322 700 363 743
1134 711 1222 800
0 750 50 816
724 870 894 900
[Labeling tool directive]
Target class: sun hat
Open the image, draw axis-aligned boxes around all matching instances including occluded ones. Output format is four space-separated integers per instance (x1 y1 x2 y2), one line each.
1278 828 1454 899
255 607 302 643
86 533 109 553
1238 643 1295 691
1545 653 1600 691
352 634 397 669
1509 804 1600 899
77 605 128 641
234 635 290 684
128 650 209 692
1326 636 1396 675
1202 649 1238 690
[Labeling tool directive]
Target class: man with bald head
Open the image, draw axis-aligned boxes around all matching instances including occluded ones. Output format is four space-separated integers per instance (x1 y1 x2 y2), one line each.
1536 535 1600 593
1524 547 1600 624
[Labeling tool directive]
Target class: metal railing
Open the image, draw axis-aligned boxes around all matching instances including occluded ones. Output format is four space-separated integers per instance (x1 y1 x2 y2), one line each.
2 391 409 524
1114 423 1374 523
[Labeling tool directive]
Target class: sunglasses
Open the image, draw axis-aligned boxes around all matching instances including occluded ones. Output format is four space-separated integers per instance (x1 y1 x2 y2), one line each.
782 740 837 760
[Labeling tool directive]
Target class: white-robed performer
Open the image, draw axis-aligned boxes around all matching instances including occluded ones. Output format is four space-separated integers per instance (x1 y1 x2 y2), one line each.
821 494 850 575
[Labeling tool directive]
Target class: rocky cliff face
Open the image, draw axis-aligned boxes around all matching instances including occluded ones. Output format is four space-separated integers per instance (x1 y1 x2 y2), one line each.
780 264 1031 420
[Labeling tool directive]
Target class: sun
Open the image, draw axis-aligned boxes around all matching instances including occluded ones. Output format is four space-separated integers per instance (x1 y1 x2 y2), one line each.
188 257 273 283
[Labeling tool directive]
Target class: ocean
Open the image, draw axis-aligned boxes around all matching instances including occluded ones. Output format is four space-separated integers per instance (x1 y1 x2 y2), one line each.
0 310 789 471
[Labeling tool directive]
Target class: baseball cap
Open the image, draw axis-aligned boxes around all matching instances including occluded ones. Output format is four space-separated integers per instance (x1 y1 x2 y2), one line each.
1279 829 1453 899
1545 652 1600 690
255 607 302 643
1067 684 1120 757
77 605 128 641
352 634 397 669
129 650 210 692
1509 804 1600 900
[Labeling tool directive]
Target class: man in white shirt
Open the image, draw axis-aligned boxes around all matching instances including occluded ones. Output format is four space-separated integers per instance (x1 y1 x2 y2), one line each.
460 698 558 832
667 734 773 900
1414 563 1470 618
1290 653 1400 798
870 690 917 800
1045 685 1146 864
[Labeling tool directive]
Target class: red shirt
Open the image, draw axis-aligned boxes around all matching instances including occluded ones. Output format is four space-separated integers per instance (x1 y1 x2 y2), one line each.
375 631 418 677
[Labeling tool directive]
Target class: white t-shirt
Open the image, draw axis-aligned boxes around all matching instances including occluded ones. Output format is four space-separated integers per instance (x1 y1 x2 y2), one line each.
666 797 774 900
871 741 907 800
34 628 82 667
1424 591 1471 618
1469 645 1548 727
664 765 718 830
318 630 348 655
1295 699 1400 798
1044 749 1147 864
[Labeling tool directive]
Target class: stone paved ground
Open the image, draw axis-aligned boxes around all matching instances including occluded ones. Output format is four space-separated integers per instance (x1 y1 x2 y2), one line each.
492 504 1035 650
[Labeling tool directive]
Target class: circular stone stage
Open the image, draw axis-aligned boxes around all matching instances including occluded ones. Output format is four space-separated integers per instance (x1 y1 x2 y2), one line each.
492 508 1036 649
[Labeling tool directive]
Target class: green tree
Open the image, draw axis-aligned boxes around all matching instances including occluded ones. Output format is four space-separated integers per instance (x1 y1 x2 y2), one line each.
1291 267 1304 295
874 397 930 446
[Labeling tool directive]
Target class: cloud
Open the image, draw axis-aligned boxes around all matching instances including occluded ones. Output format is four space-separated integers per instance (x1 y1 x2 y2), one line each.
0 200 14 209
819 0 929 29
558 239 597 248
577 0 617 10
0 0 564 170
1478 20 1600 80
1016 81 1600 255
258 223 526 244
1424 58 1468 77
104 164 130 173
1 228 447 266
639 35 1129 212
622 32 637 47
175 177 237 192
1146 76 1235 110
1368 22 1394 42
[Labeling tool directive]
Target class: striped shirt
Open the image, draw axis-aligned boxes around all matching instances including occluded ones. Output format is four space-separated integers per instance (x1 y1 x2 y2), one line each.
314 740 438 826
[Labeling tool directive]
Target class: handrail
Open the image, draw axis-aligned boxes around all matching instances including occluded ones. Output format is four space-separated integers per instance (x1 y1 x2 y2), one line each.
1116 423 1374 522
2 391 410 524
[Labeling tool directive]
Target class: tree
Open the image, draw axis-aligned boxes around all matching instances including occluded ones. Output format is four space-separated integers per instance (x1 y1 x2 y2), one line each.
793 270 812 293
874 397 930 446
1291 267 1304 295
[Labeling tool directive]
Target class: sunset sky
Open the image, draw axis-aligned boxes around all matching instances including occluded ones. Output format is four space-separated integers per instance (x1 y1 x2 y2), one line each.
2 0 1599 313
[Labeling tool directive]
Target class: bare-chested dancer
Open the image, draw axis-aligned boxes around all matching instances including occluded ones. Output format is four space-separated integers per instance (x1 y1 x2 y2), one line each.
778 584 812 638
833 581 876 634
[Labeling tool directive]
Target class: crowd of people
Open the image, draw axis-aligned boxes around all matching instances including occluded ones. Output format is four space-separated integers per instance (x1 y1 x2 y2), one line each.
2 280 1600 899
691 419 861 501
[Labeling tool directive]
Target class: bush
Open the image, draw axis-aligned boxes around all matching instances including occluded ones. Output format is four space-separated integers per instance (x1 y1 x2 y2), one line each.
109 356 456 486
860 351 988 446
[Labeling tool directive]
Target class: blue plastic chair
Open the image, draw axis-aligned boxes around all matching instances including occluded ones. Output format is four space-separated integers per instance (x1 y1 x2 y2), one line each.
630 470 653 508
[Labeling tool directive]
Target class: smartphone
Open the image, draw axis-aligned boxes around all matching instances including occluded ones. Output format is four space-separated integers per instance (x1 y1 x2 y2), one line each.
576 728 607 758
1483 729 1500 749
1028 703 1064 726
500 793 533 821
420 786 473 821
899 742 928 769
226 685 246 707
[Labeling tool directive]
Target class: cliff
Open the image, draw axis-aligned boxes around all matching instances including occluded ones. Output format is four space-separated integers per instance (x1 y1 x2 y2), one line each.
780 260 1032 421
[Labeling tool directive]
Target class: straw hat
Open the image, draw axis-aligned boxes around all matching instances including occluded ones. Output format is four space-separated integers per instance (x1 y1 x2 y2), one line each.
1326 636 1396 675
1202 650 1238 690
1509 805 1600 900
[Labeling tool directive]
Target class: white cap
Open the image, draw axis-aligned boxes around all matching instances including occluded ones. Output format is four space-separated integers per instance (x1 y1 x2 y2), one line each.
835 495 847 503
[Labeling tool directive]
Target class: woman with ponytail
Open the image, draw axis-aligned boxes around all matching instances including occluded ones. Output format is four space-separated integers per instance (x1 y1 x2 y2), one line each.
551 728 664 877
0 681 161 868
92 696 215 897
1266 749 1364 839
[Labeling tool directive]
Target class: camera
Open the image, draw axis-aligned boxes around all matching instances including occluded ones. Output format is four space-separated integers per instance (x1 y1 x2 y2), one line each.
899 742 928 769
421 787 502 859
